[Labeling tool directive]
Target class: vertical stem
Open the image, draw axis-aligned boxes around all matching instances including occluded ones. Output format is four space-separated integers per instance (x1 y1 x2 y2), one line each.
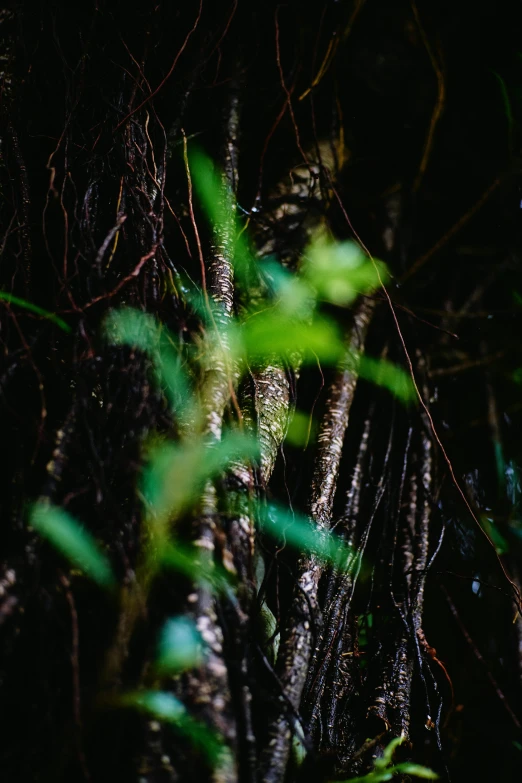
259 297 374 783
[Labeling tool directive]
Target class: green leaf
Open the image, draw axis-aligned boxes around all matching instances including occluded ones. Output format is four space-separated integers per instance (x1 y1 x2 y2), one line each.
160 540 209 580
259 504 351 568
261 260 316 317
0 290 71 332
131 690 185 720
156 616 202 672
375 735 405 769
357 356 416 404
189 149 228 230
124 690 223 763
29 501 115 588
285 409 317 447
104 307 193 417
160 540 232 591
143 431 259 524
190 148 250 254
480 514 509 555
104 307 158 351
304 236 388 306
189 148 254 281
336 736 439 783
491 70 513 132
393 762 439 779
242 311 344 364
512 367 522 385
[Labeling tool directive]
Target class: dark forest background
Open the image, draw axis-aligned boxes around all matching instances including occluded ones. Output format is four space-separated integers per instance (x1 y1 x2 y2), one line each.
1 1 522 781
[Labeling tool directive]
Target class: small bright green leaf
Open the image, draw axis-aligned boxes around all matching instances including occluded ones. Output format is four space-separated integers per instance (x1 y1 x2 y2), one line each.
375 735 405 769
30 501 115 587
0 290 71 332
292 733 307 766
357 356 416 403
132 690 185 720
157 616 202 672
393 762 439 779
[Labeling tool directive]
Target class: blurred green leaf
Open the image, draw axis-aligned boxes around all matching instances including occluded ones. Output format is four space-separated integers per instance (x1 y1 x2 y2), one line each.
375 736 405 769
259 504 351 568
242 311 344 364
160 540 231 590
123 690 223 763
481 515 509 555
512 367 522 385
357 355 416 404
189 149 228 231
143 430 259 524
304 237 388 306
159 540 207 579
104 308 192 416
0 290 71 332
104 307 158 351
189 148 265 291
30 501 115 588
261 260 316 317
157 616 202 673
130 690 185 720
393 763 438 779
285 409 316 447
492 70 514 139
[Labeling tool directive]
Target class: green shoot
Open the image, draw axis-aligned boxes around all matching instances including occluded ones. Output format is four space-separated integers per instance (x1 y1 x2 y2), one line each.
337 736 438 783
0 290 71 332
30 501 115 588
